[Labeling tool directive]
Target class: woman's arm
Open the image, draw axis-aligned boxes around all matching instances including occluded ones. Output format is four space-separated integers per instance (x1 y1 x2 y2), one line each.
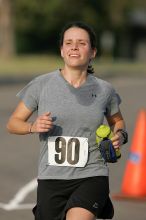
7 101 53 135
106 110 125 132
106 110 127 148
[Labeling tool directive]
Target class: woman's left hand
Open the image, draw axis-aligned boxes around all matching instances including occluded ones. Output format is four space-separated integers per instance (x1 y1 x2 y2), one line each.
111 132 123 149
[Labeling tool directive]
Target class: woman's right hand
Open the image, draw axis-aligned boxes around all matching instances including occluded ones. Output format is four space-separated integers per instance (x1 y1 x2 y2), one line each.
7 101 53 135
31 112 53 133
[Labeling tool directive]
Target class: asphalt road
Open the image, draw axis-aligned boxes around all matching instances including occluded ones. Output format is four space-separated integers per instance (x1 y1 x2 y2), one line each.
0 75 146 220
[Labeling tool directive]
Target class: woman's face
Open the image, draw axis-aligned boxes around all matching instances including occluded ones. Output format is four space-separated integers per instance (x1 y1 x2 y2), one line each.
61 27 96 70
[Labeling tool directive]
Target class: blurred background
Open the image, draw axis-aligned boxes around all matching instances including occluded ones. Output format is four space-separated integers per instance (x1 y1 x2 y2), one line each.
0 1 146 220
0 0 146 77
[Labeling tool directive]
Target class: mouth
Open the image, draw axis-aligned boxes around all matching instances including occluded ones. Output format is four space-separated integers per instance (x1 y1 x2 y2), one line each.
69 54 80 57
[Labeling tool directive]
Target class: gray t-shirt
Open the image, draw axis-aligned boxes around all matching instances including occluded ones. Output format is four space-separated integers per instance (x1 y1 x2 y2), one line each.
17 69 121 179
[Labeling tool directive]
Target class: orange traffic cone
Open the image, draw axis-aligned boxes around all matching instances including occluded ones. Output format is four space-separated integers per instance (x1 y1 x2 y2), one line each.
113 109 146 201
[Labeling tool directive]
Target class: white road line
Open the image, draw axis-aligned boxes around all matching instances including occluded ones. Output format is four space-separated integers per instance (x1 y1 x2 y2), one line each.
0 178 37 211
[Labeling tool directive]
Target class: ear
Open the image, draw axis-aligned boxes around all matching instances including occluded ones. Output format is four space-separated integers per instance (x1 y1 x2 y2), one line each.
60 47 64 58
91 48 97 59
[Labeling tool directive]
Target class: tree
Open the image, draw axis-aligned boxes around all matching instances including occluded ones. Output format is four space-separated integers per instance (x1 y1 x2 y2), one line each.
0 0 15 57
13 0 110 53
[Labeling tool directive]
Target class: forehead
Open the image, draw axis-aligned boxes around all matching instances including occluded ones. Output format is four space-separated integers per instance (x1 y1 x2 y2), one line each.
63 27 90 41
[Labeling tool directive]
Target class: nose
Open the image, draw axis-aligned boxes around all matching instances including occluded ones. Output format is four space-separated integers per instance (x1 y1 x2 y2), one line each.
71 42 79 50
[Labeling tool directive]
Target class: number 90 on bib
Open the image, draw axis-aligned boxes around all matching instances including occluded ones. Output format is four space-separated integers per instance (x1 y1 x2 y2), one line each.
48 136 88 167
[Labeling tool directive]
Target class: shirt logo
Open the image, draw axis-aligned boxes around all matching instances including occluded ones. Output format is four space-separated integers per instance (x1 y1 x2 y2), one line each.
93 202 98 209
92 94 97 98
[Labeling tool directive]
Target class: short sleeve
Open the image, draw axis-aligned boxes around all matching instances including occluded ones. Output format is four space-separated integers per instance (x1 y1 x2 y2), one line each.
16 79 39 112
105 88 121 116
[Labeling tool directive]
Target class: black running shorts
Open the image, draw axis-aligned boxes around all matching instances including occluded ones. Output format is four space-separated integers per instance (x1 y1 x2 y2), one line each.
33 176 114 220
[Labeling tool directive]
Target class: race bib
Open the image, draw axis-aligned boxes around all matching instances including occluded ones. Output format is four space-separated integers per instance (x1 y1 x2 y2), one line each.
48 136 88 167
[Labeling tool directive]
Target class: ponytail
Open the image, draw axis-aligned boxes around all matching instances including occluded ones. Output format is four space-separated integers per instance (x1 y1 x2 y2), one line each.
87 60 94 74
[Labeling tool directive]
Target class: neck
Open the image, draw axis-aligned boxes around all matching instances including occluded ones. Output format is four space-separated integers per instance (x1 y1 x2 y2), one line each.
61 67 87 88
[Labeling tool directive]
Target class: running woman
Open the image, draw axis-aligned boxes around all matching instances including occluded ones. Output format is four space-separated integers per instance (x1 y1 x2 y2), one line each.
7 21 128 220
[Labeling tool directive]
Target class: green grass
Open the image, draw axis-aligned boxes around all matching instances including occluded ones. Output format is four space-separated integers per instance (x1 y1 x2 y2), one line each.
0 54 64 77
0 54 146 78
94 59 146 77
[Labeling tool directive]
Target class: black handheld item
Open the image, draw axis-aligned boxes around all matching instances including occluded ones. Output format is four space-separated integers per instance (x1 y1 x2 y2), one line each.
99 138 118 163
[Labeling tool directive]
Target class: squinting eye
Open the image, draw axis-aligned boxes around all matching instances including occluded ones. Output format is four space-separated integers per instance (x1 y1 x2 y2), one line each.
65 42 71 45
80 42 86 45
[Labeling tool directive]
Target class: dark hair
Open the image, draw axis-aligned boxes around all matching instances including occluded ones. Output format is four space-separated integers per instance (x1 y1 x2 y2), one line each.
59 21 97 74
